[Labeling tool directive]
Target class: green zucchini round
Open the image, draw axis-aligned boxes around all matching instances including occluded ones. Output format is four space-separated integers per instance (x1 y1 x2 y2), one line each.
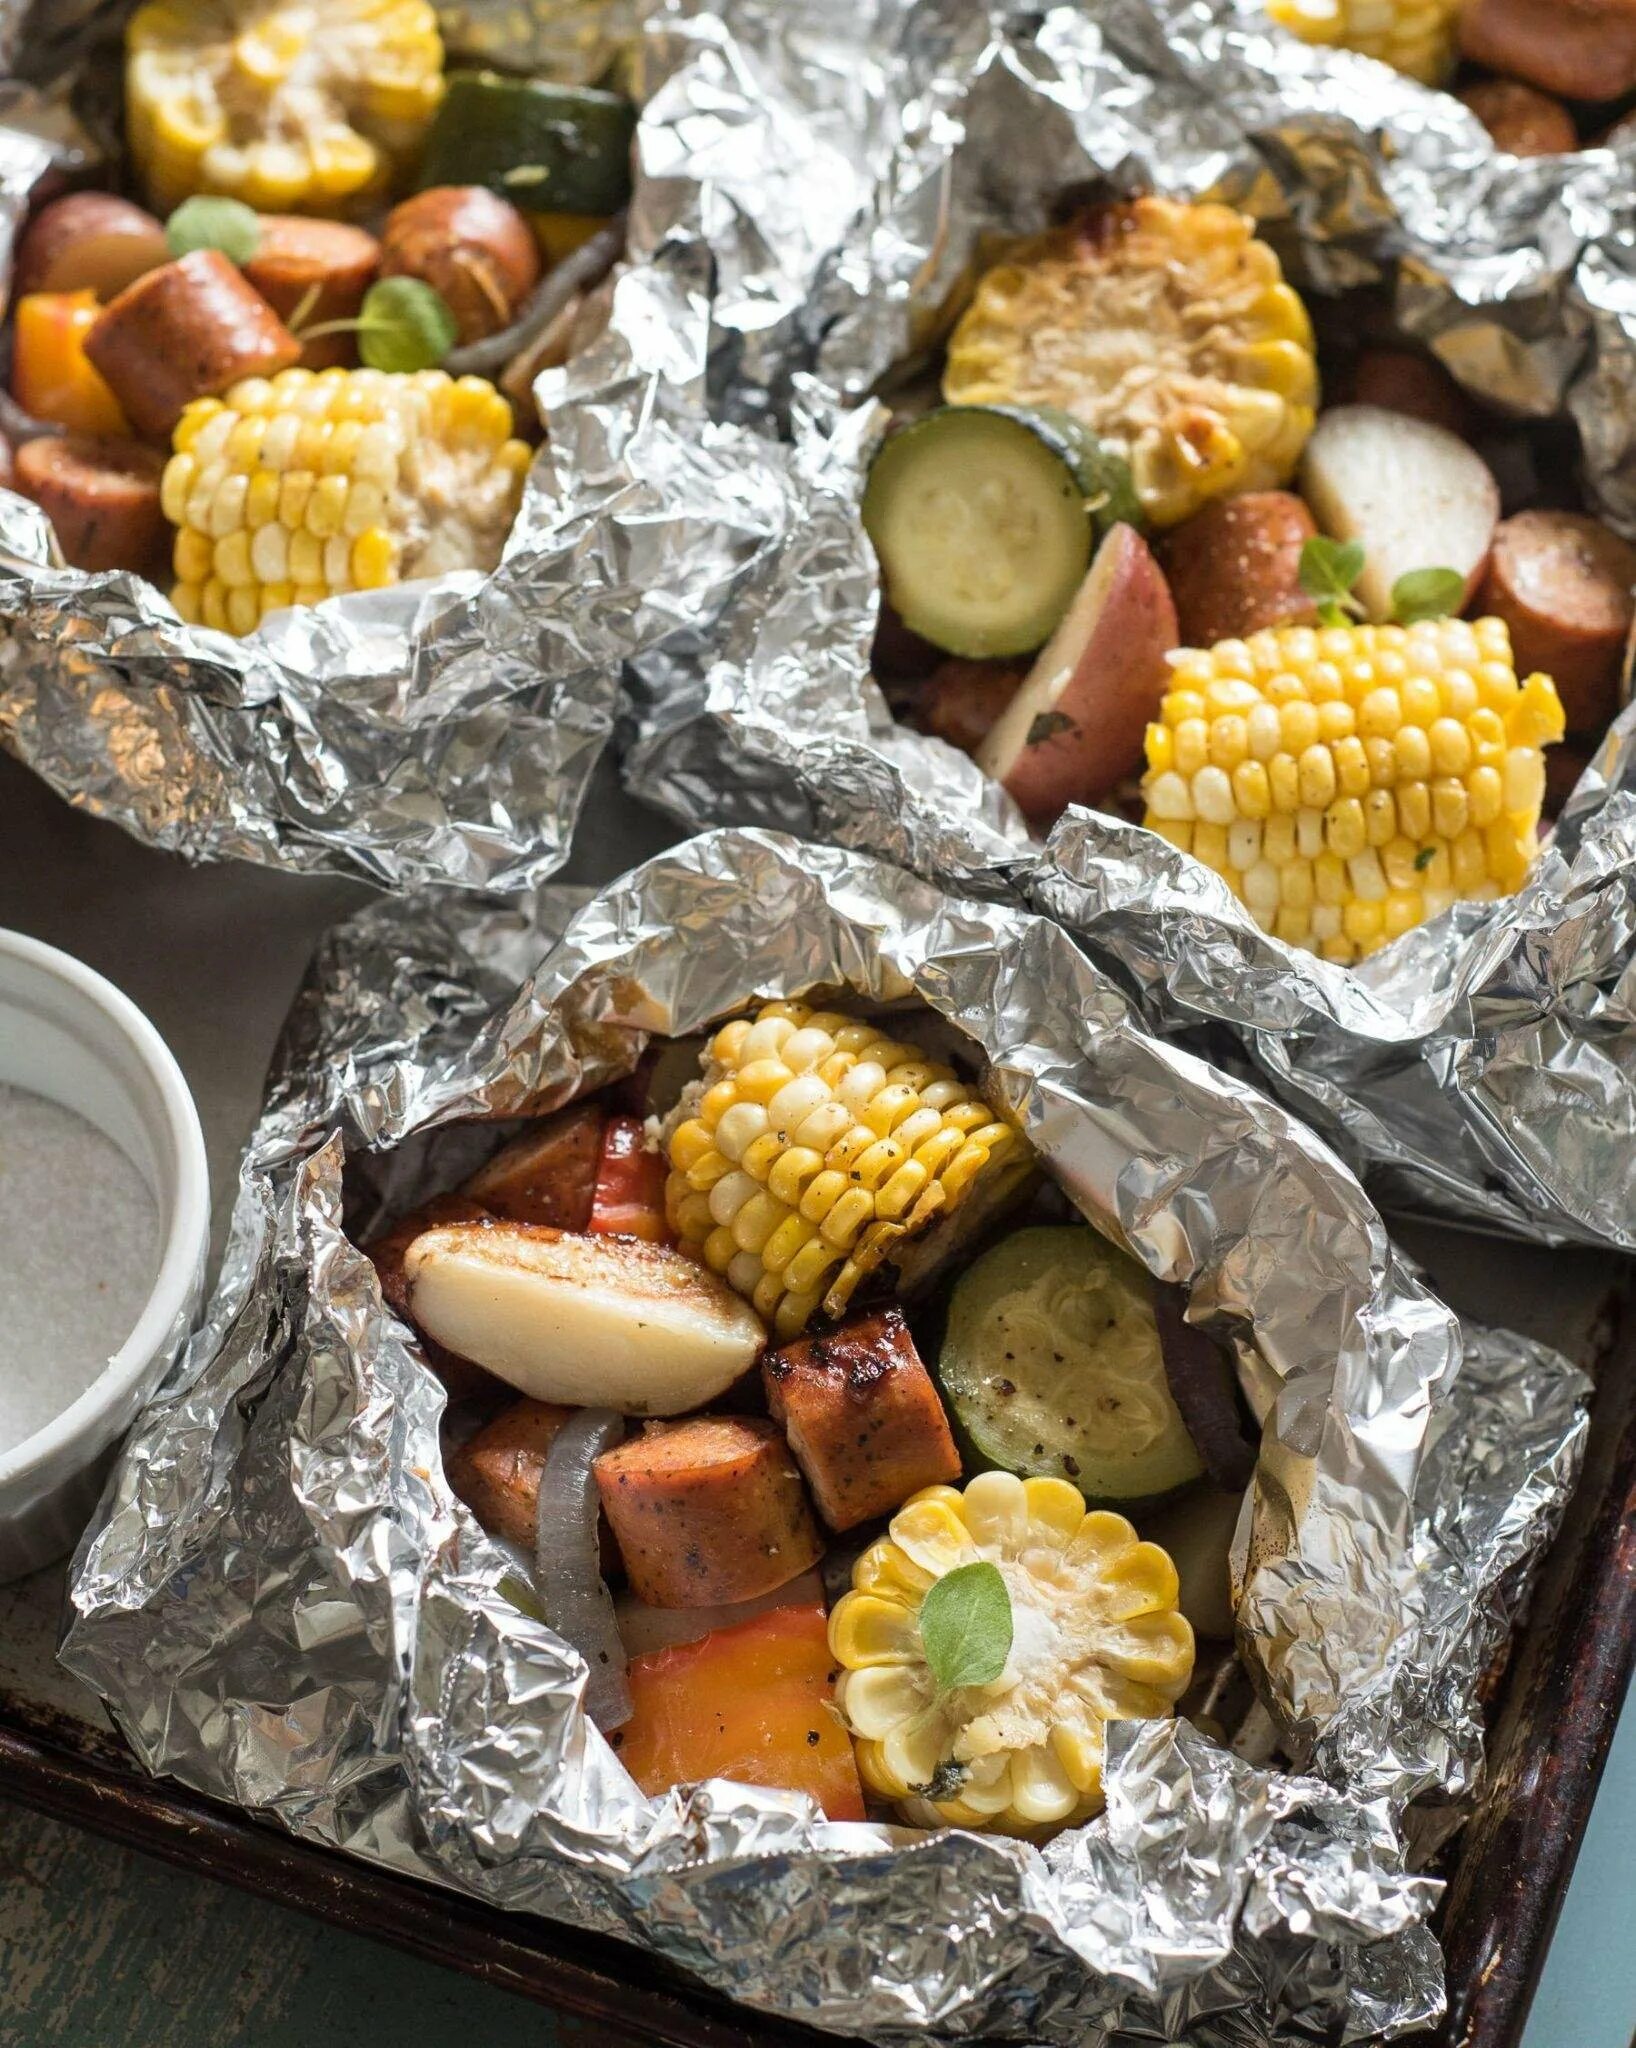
419 72 635 221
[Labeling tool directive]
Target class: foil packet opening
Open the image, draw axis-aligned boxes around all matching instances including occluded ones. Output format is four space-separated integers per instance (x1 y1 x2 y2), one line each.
62 827 1588 2046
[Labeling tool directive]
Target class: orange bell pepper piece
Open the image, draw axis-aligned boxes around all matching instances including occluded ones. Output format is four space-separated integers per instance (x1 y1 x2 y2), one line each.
12 290 129 436
614 1602 866 1821
587 1114 670 1243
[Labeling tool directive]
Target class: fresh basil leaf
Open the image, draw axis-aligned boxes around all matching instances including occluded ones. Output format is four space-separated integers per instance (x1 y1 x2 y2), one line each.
1391 566 1466 625
1297 535 1366 626
918 1560 1012 1692
355 276 458 373
166 196 261 266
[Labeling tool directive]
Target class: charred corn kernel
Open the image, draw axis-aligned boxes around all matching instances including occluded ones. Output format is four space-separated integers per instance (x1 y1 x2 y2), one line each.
125 0 444 216
1266 0 1461 83
830 1473 1194 1833
1141 620 1565 963
163 368 529 633
943 196 1317 526
663 1001 1030 1338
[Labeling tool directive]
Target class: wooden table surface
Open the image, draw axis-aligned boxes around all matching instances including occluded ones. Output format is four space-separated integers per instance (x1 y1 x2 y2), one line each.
0 748 1630 2048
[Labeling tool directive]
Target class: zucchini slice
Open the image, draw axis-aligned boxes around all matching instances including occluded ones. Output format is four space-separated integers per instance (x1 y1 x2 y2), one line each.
419 72 635 224
861 405 1134 659
937 1225 1205 1507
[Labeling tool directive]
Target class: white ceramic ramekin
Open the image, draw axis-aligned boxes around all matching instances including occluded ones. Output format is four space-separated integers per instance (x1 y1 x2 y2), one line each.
0 931 208 1582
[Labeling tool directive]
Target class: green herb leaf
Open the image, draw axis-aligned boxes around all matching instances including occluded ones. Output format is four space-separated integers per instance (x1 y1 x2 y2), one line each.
166 196 261 265
1390 566 1466 626
1414 845 1437 871
1298 535 1366 627
918 1561 1012 1692
355 276 459 373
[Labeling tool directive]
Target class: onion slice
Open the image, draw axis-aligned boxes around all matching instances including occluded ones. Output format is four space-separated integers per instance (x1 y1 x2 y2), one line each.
534 1405 632 1731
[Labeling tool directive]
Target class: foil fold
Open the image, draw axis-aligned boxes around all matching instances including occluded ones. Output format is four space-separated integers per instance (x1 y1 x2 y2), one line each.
63 827 1587 2044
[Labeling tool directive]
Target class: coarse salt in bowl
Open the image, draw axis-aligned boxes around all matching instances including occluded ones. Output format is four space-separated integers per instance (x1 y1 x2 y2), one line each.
0 931 208 1582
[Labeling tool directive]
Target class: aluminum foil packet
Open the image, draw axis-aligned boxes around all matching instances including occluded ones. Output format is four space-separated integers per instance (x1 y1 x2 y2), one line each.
552 0 1636 1242
0 0 636 890
62 827 1588 2045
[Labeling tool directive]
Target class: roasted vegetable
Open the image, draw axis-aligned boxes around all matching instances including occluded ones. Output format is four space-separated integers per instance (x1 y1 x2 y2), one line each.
614 1570 827 1658
763 1306 962 1531
366 1192 495 1400
943 199 1318 528
587 1115 670 1242
461 1101 606 1228
14 194 169 301
403 1220 766 1414
829 1472 1194 1829
125 0 445 216
616 1603 866 1821
1265 0 1461 82
663 1001 1029 1339
161 365 531 632
594 1416 823 1608
1141 618 1566 961
938 1227 1205 1506
12 292 130 437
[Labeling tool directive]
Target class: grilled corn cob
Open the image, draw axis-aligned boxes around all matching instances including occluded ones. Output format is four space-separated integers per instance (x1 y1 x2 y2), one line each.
942 197 1319 529
162 365 531 632
830 1472 1194 1831
1141 618 1566 963
126 0 445 217
663 1002 1026 1340
1265 0 1461 85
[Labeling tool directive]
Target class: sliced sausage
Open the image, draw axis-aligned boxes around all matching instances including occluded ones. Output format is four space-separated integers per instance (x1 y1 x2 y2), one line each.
914 657 1026 755
763 1305 961 1532
14 193 169 301
594 1415 823 1608
1458 79 1578 158
1345 349 1474 438
379 187 541 346
459 1100 606 1230
367 1193 498 1402
13 435 167 577
1158 491 1318 649
84 251 302 443
1459 0 1636 105
1476 510 1636 734
243 216 380 371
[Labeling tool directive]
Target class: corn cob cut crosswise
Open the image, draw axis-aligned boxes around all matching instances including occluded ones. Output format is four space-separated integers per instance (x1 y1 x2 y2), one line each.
1265 0 1461 86
664 1002 1024 1340
830 1473 1194 1832
942 197 1319 528
1141 618 1566 963
162 366 532 633
126 0 444 216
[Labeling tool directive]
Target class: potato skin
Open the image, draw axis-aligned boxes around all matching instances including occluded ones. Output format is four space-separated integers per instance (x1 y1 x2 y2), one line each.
1344 349 1473 438
379 187 541 345
14 192 168 300
1158 492 1317 649
595 1416 823 1607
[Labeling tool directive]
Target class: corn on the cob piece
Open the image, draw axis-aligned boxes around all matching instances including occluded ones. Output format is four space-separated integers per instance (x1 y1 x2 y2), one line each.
126 0 444 217
1141 617 1566 963
942 197 1319 529
1265 0 1460 86
829 1472 1194 1832
162 365 531 633
663 1002 1025 1340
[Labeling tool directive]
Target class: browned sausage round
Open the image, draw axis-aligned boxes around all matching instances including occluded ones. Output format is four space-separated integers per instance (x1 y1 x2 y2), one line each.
1458 79 1578 157
1460 0 1636 104
1158 491 1318 649
13 434 167 576
1346 348 1474 437
379 187 542 345
84 251 302 443
1476 510 1636 735
14 192 169 301
915 657 1025 755
242 216 380 370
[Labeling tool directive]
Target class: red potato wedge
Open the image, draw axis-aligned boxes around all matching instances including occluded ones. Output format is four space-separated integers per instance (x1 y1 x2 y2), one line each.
1158 492 1318 649
12 435 167 577
1298 405 1500 622
367 1194 498 1402
403 1221 766 1414
763 1306 961 1531
594 1415 823 1607
1476 510 1636 735
14 193 169 301
243 216 380 372
1458 79 1578 158
1344 349 1474 438
460 1100 606 1229
915 657 1026 755
1460 0 1636 104
973 522 1178 825
614 1569 825 1657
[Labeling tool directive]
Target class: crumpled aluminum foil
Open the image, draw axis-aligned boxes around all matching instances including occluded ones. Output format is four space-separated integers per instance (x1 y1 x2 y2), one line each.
570 0 1636 1240
61 828 1589 2045
0 0 630 890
